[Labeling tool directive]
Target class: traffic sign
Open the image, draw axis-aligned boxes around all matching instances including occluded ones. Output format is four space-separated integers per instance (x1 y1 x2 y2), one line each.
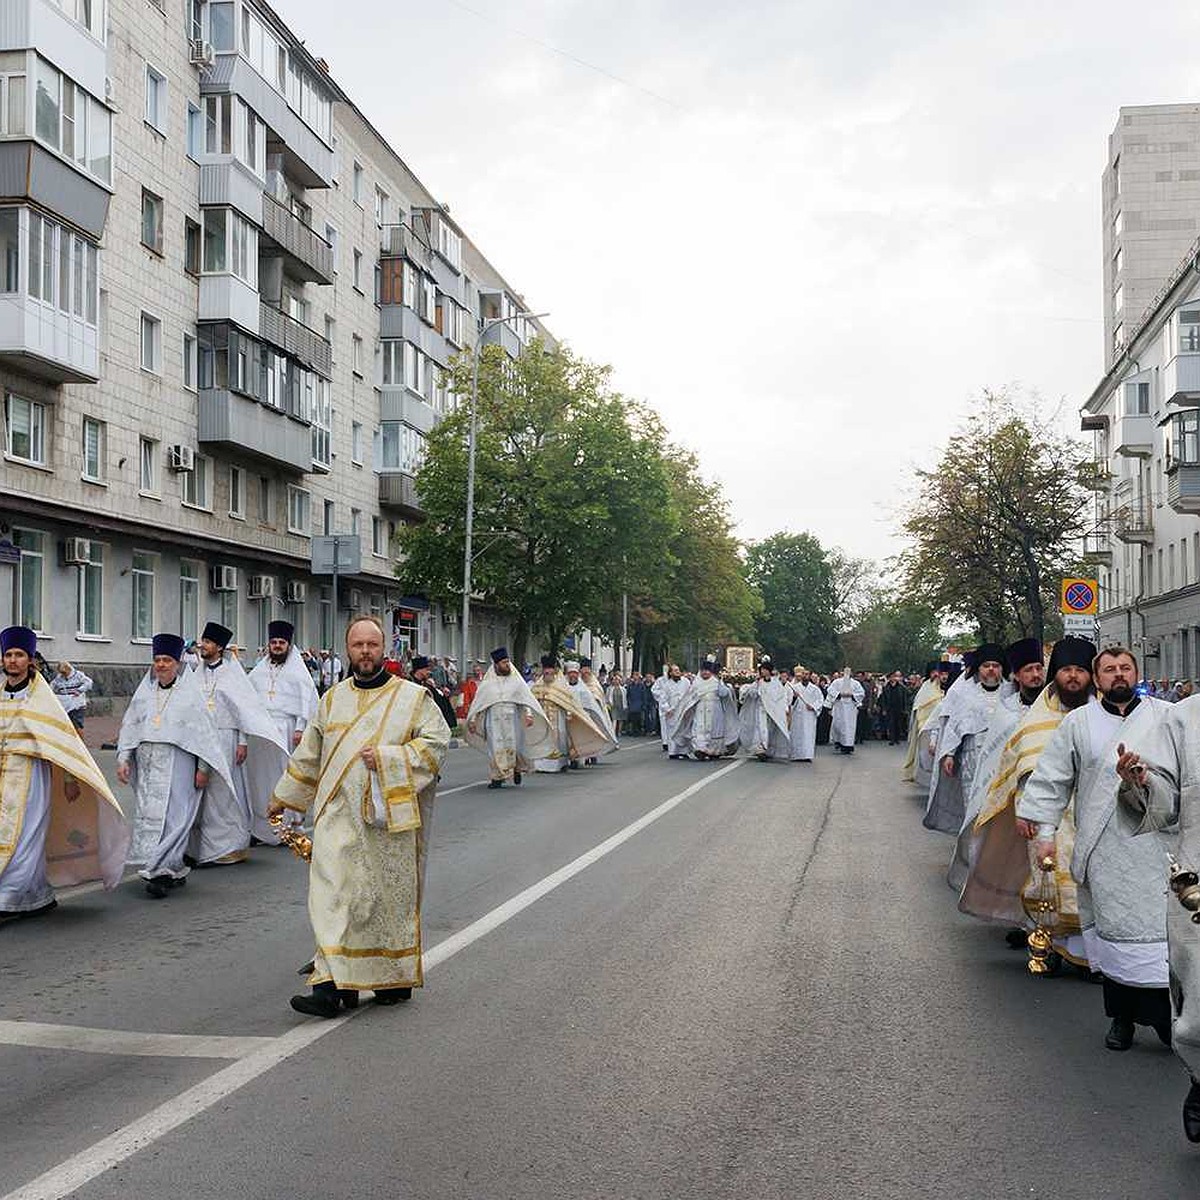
311 534 361 576
0 538 19 566
1061 577 1098 615
1062 613 1099 637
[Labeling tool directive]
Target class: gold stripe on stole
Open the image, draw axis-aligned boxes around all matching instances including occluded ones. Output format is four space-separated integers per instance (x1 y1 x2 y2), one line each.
0 754 34 860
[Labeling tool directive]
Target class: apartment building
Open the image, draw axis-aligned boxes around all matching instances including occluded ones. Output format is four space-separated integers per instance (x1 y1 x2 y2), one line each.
0 0 549 692
1102 104 1200 373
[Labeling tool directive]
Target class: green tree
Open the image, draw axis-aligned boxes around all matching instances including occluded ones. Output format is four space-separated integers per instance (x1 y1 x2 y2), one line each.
841 596 943 673
397 342 674 665
744 532 840 671
628 450 761 668
899 391 1089 643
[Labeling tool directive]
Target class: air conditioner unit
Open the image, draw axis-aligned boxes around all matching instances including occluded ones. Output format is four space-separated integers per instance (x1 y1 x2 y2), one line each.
188 39 215 66
344 588 363 611
210 564 238 593
284 581 307 604
61 537 92 565
248 575 275 600
168 445 195 472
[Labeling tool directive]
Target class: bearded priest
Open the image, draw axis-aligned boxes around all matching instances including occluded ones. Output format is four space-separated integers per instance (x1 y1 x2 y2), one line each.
675 656 740 760
465 647 554 788
0 625 129 922
270 616 451 1017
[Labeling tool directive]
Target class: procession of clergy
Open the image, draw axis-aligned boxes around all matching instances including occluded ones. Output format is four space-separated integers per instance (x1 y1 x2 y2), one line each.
905 632 1200 1144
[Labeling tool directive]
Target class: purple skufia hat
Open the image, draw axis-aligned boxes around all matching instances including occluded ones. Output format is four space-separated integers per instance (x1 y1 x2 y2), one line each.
0 625 37 656
152 633 186 661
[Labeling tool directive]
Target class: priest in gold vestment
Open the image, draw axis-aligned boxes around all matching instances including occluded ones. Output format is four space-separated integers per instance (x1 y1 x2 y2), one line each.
270 616 451 1018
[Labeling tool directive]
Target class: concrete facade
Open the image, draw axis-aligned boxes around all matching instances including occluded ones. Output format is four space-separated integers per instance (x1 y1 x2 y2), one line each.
0 0 544 694
1102 104 1200 372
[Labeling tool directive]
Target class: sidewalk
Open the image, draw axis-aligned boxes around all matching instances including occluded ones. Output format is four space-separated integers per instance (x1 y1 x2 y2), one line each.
78 712 123 752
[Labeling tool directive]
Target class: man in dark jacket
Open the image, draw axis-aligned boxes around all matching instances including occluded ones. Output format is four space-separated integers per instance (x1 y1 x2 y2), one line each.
880 671 910 745
625 673 646 736
412 655 457 729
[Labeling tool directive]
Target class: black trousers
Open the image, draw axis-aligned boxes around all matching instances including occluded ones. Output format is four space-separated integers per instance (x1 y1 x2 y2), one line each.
1103 978 1171 1028
886 712 907 743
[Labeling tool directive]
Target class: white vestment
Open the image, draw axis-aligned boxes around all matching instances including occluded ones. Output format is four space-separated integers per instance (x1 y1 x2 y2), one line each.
0 688 52 911
674 676 739 757
465 666 554 780
788 681 824 761
739 679 792 760
825 676 865 749
1019 696 1173 986
651 676 691 754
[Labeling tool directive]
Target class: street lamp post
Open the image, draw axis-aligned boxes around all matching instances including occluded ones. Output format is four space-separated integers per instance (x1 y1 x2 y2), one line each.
461 310 549 679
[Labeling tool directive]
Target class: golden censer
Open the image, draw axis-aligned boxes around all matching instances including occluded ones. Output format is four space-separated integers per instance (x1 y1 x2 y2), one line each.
1168 854 1200 924
1023 854 1060 976
268 811 313 862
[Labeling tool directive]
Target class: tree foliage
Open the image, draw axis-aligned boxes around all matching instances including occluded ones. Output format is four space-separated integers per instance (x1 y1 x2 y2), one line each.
898 391 1089 643
398 342 674 664
744 532 841 671
840 596 943 673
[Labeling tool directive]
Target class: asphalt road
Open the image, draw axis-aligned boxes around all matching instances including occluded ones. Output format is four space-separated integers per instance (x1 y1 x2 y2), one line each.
1 738 1196 1199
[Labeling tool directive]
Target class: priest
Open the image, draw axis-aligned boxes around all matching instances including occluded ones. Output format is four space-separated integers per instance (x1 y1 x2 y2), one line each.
825 667 865 755
674 656 739 760
269 616 451 1017
117 633 240 897
788 666 825 763
902 662 946 784
465 647 554 788
740 658 792 762
248 619 318 839
196 621 286 852
530 656 611 772
0 625 128 921
563 661 618 763
1019 646 1173 1052
651 665 691 758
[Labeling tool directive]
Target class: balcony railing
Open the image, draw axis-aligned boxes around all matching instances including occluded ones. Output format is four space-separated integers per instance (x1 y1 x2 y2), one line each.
380 222 433 267
261 193 333 284
1081 531 1113 563
1113 502 1154 544
378 471 424 518
259 301 332 378
1078 460 1113 491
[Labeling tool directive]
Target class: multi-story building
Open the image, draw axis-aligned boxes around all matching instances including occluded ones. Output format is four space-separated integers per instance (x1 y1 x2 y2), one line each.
1102 104 1200 372
0 0 550 694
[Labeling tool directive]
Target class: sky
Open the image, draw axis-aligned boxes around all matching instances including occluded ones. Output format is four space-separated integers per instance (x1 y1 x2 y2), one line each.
282 0 1200 562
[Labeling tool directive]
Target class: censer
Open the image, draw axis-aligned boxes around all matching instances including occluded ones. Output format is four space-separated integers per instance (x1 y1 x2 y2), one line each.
1022 854 1060 976
268 811 313 862
1168 854 1200 924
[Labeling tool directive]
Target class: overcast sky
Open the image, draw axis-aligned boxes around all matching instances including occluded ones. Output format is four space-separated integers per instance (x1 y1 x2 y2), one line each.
285 0 1200 562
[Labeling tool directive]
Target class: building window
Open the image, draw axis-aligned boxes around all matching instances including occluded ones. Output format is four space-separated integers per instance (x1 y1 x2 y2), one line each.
324 314 335 355
351 421 363 465
372 515 386 557
434 216 462 269
352 334 363 376
145 65 167 132
183 330 197 390
311 377 331 470
187 101 203 159
324 223 337 270
139 436 158 495
1123 381 1150 416
1172 409 1200 467
0 208 17 292
322 498 334 535
81 416 104 482
374 185 387 226
350 507 360 537
318 585 332 650
140 312 162 373
76 541 103 637
5 393 46 465
352 247 362 292
1113 283 1123 314
287 485 311 535
258 474 271 523
378 421 426 474
13 529 44 631
219 589 237 642
352 161 363 205
30 58 110 183
229 464 245 517
180 559 199 638
202 208 257 285
131 551 155 640
1114 246 1123 276
182 453 211 509
1181 309 1200 354
141 189 163 254
28 214 98 321
185 217 201 275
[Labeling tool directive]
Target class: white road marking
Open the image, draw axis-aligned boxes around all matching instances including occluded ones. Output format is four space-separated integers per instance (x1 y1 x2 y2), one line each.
0 1021 274 1060
2 756 744 1200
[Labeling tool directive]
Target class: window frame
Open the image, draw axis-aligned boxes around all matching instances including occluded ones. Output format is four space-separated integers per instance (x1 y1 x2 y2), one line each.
130 549 156 642
75 540 104 639
13 527 45 632
144 63 168 134
141 188 164 255
4 391 47 466
139 311 162 373
286 484 311 536
81 414 105 483
181 452 212 511
229 463 245 519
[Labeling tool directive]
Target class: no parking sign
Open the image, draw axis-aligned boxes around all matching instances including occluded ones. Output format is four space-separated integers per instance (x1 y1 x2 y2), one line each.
1060 578 1098 616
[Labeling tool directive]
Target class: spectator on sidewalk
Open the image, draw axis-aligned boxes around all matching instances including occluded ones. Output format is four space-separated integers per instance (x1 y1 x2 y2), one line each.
51 661 93 730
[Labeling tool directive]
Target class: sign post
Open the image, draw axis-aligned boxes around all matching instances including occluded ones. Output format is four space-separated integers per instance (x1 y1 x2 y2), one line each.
1060 577 1099 642
311 535 362 631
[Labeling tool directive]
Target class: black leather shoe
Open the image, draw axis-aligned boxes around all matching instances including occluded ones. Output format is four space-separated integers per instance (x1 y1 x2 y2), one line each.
512 772 522 786
487 780 503 789
145 877 170 899
1105 1018 1135 1050
1154 1021 1173 1047
290 990 340 1019
336 989 359 1010
1005 929 1029 949
1184 1080 1200 1143
373 987 412 1006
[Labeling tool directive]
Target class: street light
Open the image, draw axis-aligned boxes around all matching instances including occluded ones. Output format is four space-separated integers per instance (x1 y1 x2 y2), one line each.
461 310 550 678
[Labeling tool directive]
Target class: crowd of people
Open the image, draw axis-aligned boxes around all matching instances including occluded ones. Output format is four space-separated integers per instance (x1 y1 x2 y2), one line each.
907 635 1200 1143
